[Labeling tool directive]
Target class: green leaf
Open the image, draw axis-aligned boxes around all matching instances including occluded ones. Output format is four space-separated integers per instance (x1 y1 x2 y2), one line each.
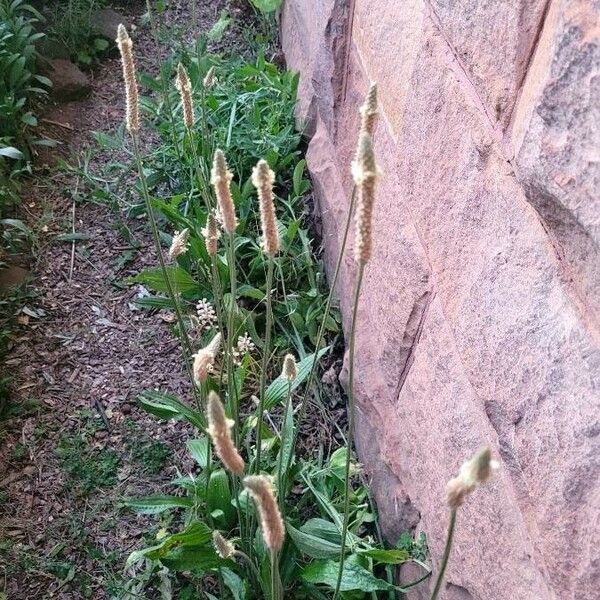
20 112 37 126
159 544 223 572
328 447 360 480
357 548 410 564
122 495 193 514
222 567 247 600
207 469 235 527
0 146 23 160
250 0 284 11
292 159 306 197
208 10 231 42
237 283 265 300
128 265 198 294
54 232 90 242
264 347 329 409
137 389 205 429
187 437 210 469
161 522 212 548
0 219 30 235
301 558 397 592
133 296 174 310
94 38 109 51
286 522 341 559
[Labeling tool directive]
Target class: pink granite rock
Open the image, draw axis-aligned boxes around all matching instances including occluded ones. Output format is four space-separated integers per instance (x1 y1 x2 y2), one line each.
281 1 600 599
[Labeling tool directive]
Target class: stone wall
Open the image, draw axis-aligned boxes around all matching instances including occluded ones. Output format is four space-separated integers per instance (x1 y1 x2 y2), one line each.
280 1 599 599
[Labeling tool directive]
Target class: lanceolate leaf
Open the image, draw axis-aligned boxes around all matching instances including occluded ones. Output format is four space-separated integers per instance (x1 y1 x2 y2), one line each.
301 558 397 592
357 548 410 564
128 265 198 294
122 495 193 514
137 389 205 429
286 522 341 559
187 437 210 469
264 347 329 409
159 544 223 572
207 469 236 527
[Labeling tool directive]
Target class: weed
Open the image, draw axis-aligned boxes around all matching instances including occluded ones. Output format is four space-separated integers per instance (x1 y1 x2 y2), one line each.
131 439 170 474
43 0 110 68
56 430 121 495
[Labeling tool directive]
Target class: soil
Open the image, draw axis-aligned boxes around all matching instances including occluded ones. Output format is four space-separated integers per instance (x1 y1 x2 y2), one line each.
0 2 346 598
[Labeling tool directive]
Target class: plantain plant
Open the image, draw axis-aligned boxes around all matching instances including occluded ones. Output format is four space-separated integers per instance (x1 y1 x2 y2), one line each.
114 19 498 600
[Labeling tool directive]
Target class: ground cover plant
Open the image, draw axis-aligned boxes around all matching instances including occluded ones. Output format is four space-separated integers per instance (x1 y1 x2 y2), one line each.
0 0 52 210
109 14 499 599
43 0 111 67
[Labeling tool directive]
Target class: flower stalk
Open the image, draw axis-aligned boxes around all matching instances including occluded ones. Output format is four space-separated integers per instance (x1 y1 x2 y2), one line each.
116 24 201 410
334 128 378 600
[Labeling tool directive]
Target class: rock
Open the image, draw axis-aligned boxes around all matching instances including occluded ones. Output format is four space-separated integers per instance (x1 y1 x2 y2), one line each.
0 265 29 292
37 37 70 60
47 59 91 102
92 8 127 41
281 1 600 599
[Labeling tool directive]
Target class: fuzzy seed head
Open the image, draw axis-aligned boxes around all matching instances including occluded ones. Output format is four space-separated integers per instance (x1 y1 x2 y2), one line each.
203 66 216 89
176 63 194 130
352 132 378 265
116 24 140 133
206 391 245 475
445 446 499 509
212 530 235 558
211 150 237 234
192 332 222 384
282 354 297 381
252 159 279 256
168 228 190 260
243 475 285 552
360 82 378 137
201 212 220 256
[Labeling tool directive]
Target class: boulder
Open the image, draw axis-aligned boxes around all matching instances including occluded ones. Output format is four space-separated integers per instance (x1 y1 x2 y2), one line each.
92 8 128 41
281 1 600 599
47 59 91 102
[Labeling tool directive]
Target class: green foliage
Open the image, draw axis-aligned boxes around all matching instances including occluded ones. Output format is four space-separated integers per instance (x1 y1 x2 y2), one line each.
250 0 284 13
124 389 430 597
56 429 121 495
110 39 338 357
0 0 51 208
45 0 111 67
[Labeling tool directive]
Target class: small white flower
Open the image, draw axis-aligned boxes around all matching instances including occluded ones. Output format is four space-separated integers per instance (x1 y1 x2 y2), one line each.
232 332 255 366
196 298 218 331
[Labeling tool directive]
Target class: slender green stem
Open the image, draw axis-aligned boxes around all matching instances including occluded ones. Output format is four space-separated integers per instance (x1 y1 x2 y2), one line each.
131 134 202 411
277 380 293 514
187 127 212 212
255 257 275 473
270 550 282 600
284 186 357 478
200 86 210 158
225 233 239 441
333 263 365 600
161 72 183 170
430 509 457 600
